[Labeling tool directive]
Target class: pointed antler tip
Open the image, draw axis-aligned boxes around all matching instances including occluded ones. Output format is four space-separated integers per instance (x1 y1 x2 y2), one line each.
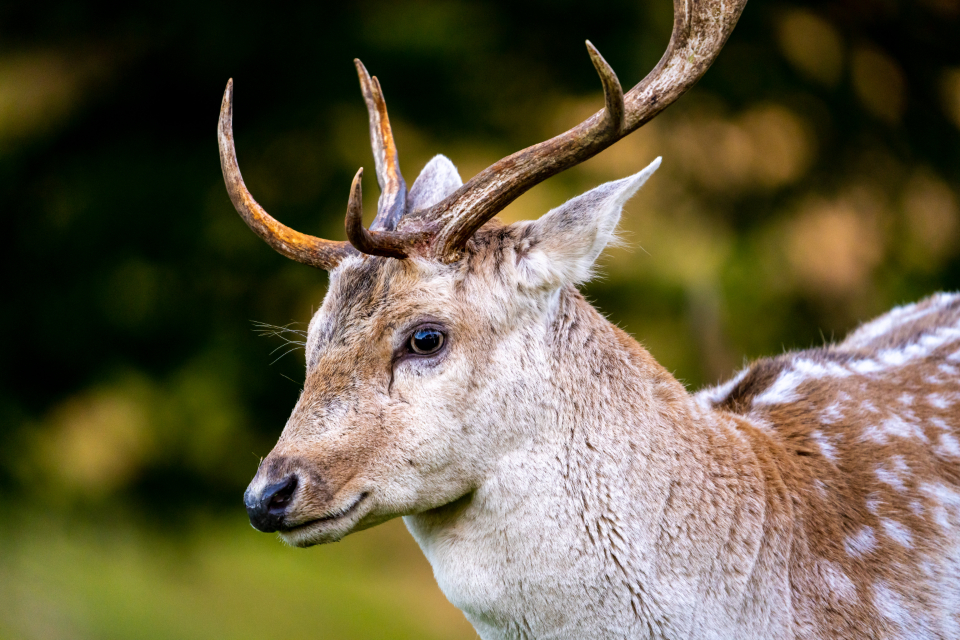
345 171 372 251
348 168 364 208
587 44 613 70
355 58 370 77
220 80 235 125
586 41 604 61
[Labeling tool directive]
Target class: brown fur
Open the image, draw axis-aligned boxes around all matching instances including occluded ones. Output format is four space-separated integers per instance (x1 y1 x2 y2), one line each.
702 294 960 637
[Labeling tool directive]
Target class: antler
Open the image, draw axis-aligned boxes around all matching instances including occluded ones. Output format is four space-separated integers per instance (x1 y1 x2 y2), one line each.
218 79 355 269
406 0 749 261
344 168 435 258
219 0 747 267
219 61 431 267
355 60 406 231
344 61 435 259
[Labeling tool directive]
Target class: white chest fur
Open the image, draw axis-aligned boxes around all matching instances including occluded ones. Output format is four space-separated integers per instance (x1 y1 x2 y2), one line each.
405 448 639 639
404 424 788 640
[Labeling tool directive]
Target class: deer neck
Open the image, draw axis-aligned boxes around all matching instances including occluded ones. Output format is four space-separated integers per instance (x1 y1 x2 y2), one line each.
405 287 793 639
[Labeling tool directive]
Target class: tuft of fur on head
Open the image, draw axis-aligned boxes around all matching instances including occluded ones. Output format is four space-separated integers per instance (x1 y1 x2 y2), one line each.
510 157 661 291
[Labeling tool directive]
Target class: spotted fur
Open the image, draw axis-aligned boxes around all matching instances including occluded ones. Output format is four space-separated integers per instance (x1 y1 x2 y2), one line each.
697 292 960 638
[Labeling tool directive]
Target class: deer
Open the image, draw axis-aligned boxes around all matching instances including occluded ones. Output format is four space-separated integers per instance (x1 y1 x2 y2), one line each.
217 0 960 636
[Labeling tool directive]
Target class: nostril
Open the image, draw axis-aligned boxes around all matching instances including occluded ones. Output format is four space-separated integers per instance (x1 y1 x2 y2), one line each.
246 474 299 533
266 475 298 515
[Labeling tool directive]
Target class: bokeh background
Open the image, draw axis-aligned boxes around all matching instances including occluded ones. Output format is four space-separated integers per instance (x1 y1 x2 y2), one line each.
3 0 960 637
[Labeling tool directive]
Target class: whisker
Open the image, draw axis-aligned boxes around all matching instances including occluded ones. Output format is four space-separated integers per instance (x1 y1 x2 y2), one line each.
253 319 308 359
270 345 302 365
279 373 302 388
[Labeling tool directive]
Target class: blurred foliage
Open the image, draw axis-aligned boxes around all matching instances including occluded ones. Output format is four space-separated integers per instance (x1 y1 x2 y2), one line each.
1 0 960 637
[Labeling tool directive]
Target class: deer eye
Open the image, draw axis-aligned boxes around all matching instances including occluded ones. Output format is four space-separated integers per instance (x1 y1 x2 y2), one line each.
409 327 444 355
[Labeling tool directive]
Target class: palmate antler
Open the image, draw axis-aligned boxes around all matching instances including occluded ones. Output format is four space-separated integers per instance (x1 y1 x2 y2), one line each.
218 0 748 269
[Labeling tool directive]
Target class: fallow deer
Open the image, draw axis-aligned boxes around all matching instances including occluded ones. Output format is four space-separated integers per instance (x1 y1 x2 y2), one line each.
219 0 960 636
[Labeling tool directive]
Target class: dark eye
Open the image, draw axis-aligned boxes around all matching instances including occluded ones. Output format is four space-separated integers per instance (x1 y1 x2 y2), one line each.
409 327 444 355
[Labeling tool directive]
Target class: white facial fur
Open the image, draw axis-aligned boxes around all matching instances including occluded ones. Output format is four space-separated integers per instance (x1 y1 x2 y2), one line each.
250 156 662 549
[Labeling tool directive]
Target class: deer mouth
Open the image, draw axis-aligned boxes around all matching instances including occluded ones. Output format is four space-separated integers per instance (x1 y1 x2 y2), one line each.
278 492 370 543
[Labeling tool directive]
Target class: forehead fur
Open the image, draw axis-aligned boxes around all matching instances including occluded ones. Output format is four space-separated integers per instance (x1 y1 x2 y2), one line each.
306 221 540 358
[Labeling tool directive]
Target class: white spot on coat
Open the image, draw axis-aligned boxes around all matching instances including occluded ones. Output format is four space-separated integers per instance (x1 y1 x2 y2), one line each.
820 404 844 424
753 359 851 406
862 415 928 444
875 456 911 492
920 483 960 530
850 358 883 375
927 393 953 410
816 560 858 603
695 367 749 407
811 430 839 463
937 433 960 459
881 518 914 548
844 298 943 347
845 527 877 557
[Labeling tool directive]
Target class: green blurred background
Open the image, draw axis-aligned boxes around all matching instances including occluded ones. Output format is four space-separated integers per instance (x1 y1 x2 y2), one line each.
2 0 960 637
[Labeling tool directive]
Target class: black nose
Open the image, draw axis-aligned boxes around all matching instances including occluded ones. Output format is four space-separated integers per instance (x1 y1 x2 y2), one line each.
245 474 298 532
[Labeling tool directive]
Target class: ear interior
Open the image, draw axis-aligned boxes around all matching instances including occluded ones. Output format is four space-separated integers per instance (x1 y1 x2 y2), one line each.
407 155 463 213
513 157 661 289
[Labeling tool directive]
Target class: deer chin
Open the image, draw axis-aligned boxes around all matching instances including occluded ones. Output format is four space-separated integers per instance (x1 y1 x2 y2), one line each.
278 491 371 547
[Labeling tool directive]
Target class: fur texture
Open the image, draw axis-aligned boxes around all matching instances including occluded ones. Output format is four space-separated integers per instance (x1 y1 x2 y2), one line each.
244 156 960 639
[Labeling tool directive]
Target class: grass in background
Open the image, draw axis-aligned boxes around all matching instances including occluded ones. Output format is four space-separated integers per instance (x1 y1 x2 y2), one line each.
0 514 475 640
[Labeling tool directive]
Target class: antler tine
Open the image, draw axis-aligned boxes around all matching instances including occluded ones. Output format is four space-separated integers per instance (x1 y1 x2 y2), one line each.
344 168 412 259
414 0 748 261
586 40 625 136
355 59 407 232
218 79 354 270
343 168 438 259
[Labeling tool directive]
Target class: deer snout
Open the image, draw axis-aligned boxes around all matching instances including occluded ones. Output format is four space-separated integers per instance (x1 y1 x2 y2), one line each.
244 474 298 532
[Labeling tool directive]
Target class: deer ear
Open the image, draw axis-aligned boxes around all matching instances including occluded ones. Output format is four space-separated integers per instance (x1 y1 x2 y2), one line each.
407 155 463 213
513 157 660 289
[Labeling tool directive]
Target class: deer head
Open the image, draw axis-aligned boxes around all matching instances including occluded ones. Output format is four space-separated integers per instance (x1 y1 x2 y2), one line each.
224 0 747 547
